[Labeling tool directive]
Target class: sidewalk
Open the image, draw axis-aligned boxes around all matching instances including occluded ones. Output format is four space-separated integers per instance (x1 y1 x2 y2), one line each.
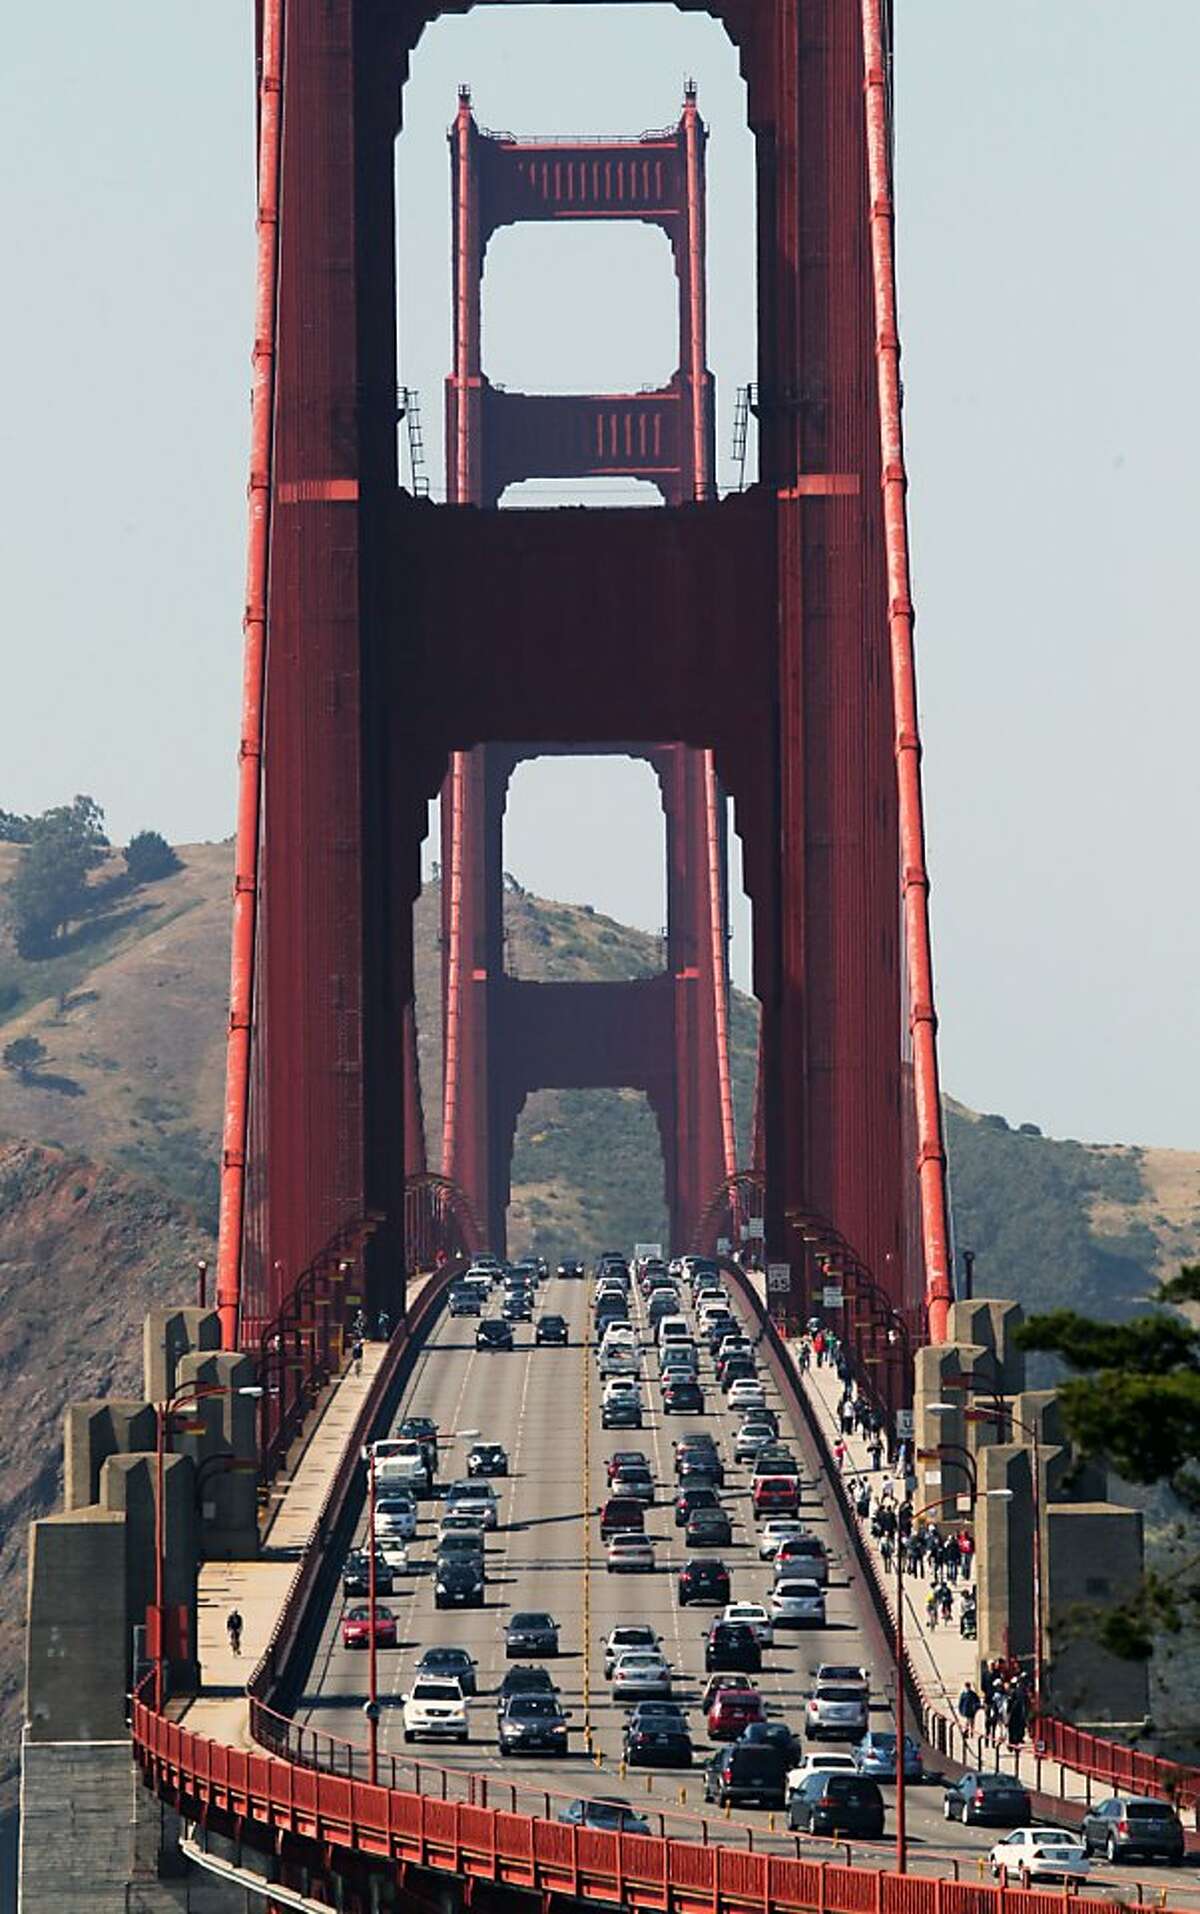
797 1345 1094 1808
183 1270 435 1746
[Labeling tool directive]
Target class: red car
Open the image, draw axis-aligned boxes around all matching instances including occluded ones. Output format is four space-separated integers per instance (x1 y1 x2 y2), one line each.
707 1685 766 1741
753 1474 800 1517
341 1603 398 1648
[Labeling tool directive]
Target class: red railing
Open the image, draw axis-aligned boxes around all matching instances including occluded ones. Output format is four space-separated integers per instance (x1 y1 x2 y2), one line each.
1035 1716 1200 1817
403 1173 482 1273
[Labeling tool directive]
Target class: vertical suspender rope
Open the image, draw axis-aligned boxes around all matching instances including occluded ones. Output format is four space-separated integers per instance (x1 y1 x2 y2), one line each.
216 0 284 1351
440 752 467 1185
703 753 740 1191
860 0 954 1341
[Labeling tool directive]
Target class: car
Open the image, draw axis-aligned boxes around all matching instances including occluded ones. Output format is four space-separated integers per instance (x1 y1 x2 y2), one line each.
466 1441 509 1477
401 1675 469 1744
676 1485 722 1527
607 1448 650 1481
787 1751 860 1787
607 1532 655 1573
704 1742 790 1809
676 1462 722 1500
341 1549 394 1597
787 1771 884 1838
438 1510 487 1542
448 1284 482 1316
557 1258 585 1278
433 1558 485 1608
536 1312 569 1345
687 1506 733 1548
397 1414 439 1460
505 1612 560 1658
602 1394 643 1430
774 1536 828 1585
770 1579 826 1627
753 1443 798 1474
341 1602 397 1648
735 1421 777 1461
557 1798 651 1836
678 1558 731 1606
435 1529 485 1570
942 1773 1032 1827
611 1650 673 1699
600 1495 645 1539
498 1693 571 1756
495 1664 559 1714
603 1375 642 1404
375 1492 418 1539
603 1624 661 1678
663 1378 705 1414
623 1701 693 1769
854 1731 923 1781
737 1719 802 1761
759 1519 807 1561
416 1647 478 1694
753 1473 802 1517
721 1601 774 1647
727 1379 768 1412
611 1465 655 1504
805 1684 870 1740
699 1671 752 1711
502 1293 532 1322
674 1437 723 1482
476 1319 514 1351
705 1620 761 1674
814 1663 869 1689
989 1828 1091 1884
1080 1795 1186 1865
377 1532 410 1572
445 1480 499 1529
707 1685 766 1741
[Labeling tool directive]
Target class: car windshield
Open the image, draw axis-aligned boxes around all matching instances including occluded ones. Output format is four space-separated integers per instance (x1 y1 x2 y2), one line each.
816 1688 865 1703
511 1613 553 1629
1127 1803 1176 1819
776 1581 819 1597
977 1775 1022 1792
423 1651 468 1670
611 1628 655 1647
509 1696 559 1719
827 1778 877 1801
412 1680 460 1701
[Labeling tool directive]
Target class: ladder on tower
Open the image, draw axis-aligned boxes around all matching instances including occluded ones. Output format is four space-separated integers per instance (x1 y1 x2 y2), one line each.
731 383 757 492
399 386 430 497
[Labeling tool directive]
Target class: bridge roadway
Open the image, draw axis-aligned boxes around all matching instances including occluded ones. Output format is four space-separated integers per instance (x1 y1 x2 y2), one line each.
296 1269 1189 1892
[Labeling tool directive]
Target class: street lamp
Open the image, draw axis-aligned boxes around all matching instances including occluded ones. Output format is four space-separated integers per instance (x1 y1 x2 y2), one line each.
152 1381 263 1711
892 1484 1013 1873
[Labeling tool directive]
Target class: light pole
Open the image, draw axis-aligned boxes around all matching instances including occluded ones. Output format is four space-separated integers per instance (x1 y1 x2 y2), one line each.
893 1484 1013 1872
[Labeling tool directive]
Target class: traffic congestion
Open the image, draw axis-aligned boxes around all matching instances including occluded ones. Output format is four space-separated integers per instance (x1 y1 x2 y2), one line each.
296 1249 1195 1892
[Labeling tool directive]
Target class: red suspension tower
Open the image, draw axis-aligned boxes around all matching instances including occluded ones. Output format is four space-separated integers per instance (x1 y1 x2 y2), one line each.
439 87 740 1252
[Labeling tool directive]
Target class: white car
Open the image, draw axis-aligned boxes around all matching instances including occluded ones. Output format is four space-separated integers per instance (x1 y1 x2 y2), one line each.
377 1536 410 1574
770 1579 826 1627
611 1650 673 1699
727 1379 767 1411
607 1532 655 1573
989 1829 1090 1884
735 1422 776 1462
786 1752 859 1790
599 1342 641 1378
759 1519 807 1561
375 1493 418 1540
603 1377 642 1407
402 1676 468 1744
721 1601 774 1647
603 1624 660 1677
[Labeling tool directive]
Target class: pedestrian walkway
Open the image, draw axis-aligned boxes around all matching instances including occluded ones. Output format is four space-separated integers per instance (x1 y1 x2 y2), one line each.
182 1271 434 1748
796 1343 1096 1810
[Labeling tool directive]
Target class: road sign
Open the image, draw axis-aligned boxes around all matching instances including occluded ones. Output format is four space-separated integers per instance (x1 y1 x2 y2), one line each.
822 1285 844 1309
923 1469 942 1486
895 1409 915 1440
766 1262 791 1295
747 1216 765 1240
634 1242 663 1260
716 1237 731 1255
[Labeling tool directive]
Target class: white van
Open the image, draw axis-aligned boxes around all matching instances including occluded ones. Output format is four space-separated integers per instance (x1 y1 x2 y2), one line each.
657 1315 692 1348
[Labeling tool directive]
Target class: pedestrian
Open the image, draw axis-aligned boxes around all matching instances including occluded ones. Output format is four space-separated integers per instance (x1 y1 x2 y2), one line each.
925 1588 940 1627
351 1335 364 1377
227 1608 244 1657
880 1532 895 1573
856 1482 872 1521
868 1435 883 1472
879 1474 896 1505
936 1580 954 1624
798 1338 811 1374
833 1437 847 1471
957 1681 983 1738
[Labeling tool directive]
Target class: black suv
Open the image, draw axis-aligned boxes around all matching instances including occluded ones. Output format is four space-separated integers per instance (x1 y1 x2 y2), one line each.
788 1771 884 1838
476 1319 514 1351
678 1558 731 1606
686 1505 733 1548
704 1620 761 1674
467 1441 508 1476
704 1741 789 1809
536 1313 569 1345
496 1665 558 1716
498 1693 570 1756
1080 1796 1186 1866
341 1548 393 1596
433 1558 484 1609
676 1484 721 1527
505 1612 560 1658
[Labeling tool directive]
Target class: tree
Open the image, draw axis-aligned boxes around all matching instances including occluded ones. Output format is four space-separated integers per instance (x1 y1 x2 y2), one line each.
3 1034 48 1081
1016 1266 1200 1656
124 829 181 884
0 809 33 843
5 795 108 956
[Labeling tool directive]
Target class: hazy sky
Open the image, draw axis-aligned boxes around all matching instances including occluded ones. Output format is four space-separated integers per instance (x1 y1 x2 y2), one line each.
1 5 1196 1151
